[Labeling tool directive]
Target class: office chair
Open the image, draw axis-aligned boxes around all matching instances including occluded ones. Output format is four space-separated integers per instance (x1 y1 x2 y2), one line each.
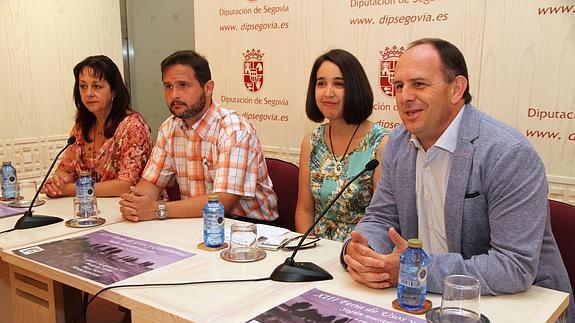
549 199 575 292
165 182 181 201
265 158 299 231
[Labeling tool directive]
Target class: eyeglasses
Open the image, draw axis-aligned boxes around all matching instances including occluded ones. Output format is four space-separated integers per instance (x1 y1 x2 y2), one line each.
258 235 320 251
281 235 320 250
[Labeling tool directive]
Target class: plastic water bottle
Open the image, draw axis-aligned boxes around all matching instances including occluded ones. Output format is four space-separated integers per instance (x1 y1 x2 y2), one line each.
397 238 430 310
203 194 225 248
76 171 95 215
1 161 17 200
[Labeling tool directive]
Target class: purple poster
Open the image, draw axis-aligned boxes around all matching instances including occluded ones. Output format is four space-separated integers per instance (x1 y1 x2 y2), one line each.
14 230 194 285
248 288 426 323
0 203 24 218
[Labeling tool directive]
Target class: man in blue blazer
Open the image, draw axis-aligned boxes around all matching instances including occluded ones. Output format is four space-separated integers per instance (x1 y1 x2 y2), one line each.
342 38 573 321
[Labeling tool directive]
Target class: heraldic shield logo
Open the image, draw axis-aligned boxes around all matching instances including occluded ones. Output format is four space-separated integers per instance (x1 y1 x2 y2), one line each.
243 49 264 92
379 45 404 98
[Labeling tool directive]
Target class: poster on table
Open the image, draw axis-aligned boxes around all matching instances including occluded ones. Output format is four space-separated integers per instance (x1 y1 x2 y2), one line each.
14 230 195 285
0 203 24 218
247 288 425 323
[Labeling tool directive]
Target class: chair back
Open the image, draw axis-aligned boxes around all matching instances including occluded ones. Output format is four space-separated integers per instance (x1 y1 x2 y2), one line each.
165 182 181 201
265 158 299 231
549 199 575 292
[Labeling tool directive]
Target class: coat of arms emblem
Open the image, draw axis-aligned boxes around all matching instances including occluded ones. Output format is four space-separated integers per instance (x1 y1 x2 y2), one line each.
243 49 264 92
379 46 404 98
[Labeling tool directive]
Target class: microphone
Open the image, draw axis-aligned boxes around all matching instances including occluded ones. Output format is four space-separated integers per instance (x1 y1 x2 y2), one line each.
270 159 380 282
13 136 76 230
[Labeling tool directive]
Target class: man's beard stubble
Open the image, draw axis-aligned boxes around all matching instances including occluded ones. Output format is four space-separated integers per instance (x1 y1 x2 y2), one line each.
169 93 206 120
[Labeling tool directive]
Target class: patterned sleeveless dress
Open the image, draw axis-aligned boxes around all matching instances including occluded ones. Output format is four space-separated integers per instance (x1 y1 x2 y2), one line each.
309 123 388 241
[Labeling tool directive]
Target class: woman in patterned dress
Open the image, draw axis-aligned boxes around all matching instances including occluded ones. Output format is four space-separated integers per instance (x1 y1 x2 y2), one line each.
42 55 152 197
295 49 389 241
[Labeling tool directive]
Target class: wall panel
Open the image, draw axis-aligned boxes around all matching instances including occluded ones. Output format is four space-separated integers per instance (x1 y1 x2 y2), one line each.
479 0 575 198
0 0 123 179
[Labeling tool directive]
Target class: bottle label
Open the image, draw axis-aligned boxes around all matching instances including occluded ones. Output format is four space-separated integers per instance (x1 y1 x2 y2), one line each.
399 265 428 288
76 176 95 197
417 266 427 283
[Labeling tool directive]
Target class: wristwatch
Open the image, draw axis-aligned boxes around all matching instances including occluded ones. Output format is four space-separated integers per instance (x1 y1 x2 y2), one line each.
156 200 167 220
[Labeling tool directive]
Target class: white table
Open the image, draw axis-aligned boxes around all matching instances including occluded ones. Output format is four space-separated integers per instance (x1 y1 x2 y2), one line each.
0 196 122 323
1 215 569 323
0 196 123 249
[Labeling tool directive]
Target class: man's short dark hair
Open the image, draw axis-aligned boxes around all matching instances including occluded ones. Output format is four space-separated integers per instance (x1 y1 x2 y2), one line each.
305 49 374 124
161 50 211 86
408 38 472 103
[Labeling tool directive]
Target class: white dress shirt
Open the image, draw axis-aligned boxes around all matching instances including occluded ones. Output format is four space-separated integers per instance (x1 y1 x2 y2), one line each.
412 108 465 253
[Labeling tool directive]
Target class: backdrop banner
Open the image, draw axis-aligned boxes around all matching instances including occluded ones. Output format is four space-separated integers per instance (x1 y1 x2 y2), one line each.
194 0 575 198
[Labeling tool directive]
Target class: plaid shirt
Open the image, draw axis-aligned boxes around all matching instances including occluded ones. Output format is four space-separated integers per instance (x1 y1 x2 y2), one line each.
142 101 278 221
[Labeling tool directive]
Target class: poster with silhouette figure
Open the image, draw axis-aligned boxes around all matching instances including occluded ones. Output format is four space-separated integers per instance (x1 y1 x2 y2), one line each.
247 288 425 323
14 230 194 285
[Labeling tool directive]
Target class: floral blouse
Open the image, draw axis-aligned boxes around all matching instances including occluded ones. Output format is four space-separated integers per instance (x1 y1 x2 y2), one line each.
56 112 152 185
309 123 388 241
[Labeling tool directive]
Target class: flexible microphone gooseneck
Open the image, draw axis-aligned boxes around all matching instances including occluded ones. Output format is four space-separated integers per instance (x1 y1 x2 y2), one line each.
270 159 380 282
13 136 76 230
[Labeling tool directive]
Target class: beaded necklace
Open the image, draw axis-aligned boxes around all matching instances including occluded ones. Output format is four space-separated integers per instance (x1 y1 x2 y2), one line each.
328 123 360 176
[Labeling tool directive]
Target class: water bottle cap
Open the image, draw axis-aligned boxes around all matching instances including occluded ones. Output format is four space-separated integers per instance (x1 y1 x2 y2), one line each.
208 194 219 201
79 170 91 176
2 161 11 166
407 238 423 248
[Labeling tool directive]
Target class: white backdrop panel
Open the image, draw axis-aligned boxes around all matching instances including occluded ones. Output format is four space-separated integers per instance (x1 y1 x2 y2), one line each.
194 0 575 199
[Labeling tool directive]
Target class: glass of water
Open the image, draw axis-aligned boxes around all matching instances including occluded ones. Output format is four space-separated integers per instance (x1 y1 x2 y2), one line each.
440 275 481 323
220 222 265 262
66 196 105 228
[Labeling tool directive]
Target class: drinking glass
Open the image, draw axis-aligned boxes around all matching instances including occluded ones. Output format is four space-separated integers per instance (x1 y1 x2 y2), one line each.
66 196 104 227
226 222 261 261
11 180 44 208
440 275 481 323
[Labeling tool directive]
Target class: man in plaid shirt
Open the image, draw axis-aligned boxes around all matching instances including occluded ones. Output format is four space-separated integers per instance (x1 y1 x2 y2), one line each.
119 50 278 223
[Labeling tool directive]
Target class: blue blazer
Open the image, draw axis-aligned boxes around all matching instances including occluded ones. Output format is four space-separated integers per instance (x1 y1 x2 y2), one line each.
351 104 573 320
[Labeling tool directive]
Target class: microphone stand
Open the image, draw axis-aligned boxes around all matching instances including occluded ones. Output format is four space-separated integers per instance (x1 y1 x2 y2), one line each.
270 159 380 282
13 136 76 230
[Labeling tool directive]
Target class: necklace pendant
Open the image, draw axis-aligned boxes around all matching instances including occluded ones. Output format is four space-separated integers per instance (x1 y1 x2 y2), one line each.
334 161 342 176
